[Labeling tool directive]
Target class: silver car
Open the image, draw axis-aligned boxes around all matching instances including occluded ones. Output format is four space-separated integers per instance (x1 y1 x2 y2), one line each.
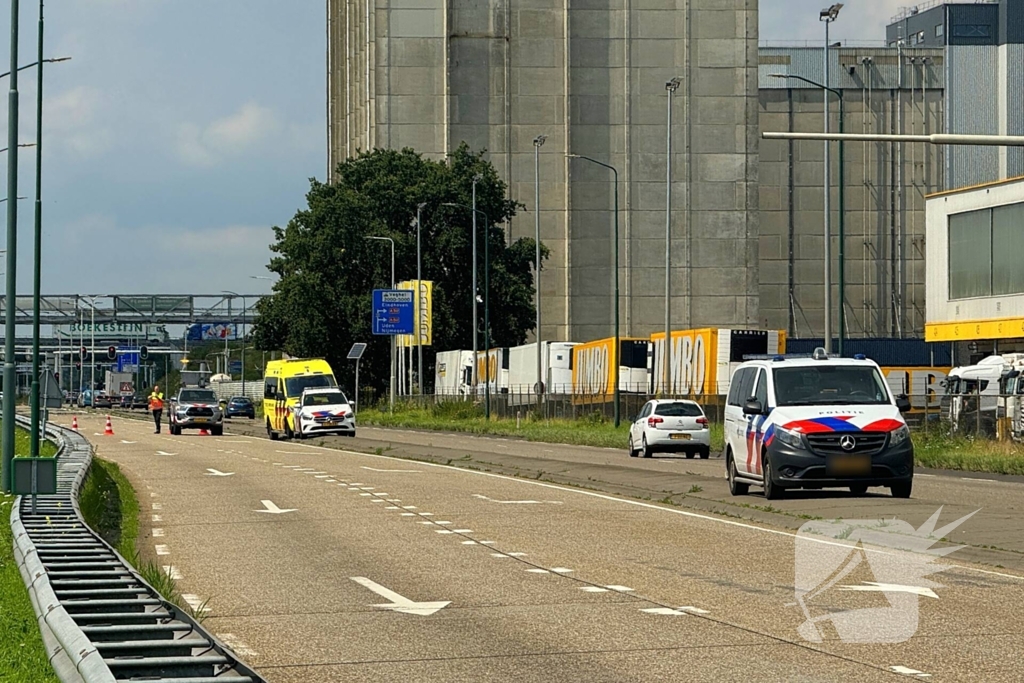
168 388 224 436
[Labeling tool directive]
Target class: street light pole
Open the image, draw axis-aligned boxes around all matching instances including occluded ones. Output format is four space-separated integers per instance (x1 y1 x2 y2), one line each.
0 0 18 491
415 202 426 395
471 175 481 395
222 291 246 396
442 202 492 419
533 135 545 410
29 0 44 457
664 78 680 397
366 235 396 410
568 154 620 427
819 3 842 354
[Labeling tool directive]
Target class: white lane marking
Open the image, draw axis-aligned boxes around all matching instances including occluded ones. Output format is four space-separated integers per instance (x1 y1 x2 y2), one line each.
436 530 454 534
294 468 317 472
889 666 931 678
221 440 252 444
151 503 162 510
420 512 433 516
182 594 210 614
152 529 165 537
677 606 710 614
255 500 297 514
551 567 573 574
150 492 158 497
371 499 385 503
350 576 450 616
527 568 550 574
359 486 375 490
282 465 302 469
491 553 509 558
375 493 390 496
402 505 417 510
349 482 365 486
162 565 182 580
276 451 307 455
840 583 939 599
641 607 689 616
606 585 634 592
401 512 416 516
273 462 283 466
325 479 338 483
288 442 1024 583
205 469 235 477
155 544 170 556
420 521 435 525
314 475 330 479
361 466 421 473
151 515 162 522
473 493 563 505
155 451 177 456
387 506 402 510
479 541 495 545
453 529 472 533
386 499 402 503
461 540 478 545
508 552 527 557
217 633 258 656
120 440 137 444
360 493 372 497
306 471 328 475
580 586 609 593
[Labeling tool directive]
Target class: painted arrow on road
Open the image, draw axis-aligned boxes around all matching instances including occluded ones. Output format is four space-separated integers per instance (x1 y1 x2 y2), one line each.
350 576 450 616
205 469 235 477
255 500 297 515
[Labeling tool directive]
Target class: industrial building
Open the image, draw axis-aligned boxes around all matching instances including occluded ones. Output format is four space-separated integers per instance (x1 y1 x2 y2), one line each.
325 0 1021 351
326 0 760 342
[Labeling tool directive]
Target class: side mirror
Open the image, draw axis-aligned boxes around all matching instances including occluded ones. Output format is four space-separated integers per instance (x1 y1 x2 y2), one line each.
896 395 912 413
742 398 764 416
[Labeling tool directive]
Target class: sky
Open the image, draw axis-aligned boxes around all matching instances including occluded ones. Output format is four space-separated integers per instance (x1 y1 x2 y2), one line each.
0 0 906 297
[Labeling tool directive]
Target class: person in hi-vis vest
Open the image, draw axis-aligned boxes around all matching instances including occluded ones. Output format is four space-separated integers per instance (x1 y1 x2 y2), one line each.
148 385 165 434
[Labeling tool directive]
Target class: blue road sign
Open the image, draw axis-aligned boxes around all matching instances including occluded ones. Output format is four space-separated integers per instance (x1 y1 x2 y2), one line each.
117 350 140 372
229 360 243 373
372 289 415 335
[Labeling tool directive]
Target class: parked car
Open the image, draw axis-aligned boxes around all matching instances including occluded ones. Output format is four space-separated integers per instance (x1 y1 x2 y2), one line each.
628 399 711 459
225 396 255 419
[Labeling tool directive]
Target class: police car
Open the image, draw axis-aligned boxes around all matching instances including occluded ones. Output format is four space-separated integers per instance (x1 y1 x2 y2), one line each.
291 387 355 439
723 348 914 500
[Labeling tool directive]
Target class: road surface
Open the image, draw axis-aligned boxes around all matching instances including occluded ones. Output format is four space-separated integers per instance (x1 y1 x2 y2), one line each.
76 414 1024 681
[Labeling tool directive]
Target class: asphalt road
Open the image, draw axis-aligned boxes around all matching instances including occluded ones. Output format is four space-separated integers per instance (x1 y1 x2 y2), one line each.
69 413 1024 682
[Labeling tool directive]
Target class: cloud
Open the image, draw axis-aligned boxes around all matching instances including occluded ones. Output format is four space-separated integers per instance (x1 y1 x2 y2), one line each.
762 0 905 42
42 86 114 158
175 102 281 167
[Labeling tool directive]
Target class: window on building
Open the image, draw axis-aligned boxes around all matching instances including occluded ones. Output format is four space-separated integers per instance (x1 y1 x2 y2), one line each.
952 24 991 38
949 209 992 298
992 203 1024 295
948 202 1024 299
935 23 944 37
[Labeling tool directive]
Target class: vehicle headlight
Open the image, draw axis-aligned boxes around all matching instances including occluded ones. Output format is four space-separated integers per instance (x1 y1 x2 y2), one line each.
889 425 911 447
775 426 805 450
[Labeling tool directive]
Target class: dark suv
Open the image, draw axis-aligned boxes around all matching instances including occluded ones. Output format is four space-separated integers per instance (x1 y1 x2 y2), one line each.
225 396 255 419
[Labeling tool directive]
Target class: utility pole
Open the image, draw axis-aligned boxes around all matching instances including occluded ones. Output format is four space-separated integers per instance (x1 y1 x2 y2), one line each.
533 135 545 411
471 175 480 395
29 0 44 456
819 3 842 354
416 202 426 395
2 0 22 491
664 77 680 396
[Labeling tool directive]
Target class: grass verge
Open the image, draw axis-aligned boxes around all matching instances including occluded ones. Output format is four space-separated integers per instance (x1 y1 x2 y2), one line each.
912 430 1024 476
79 457 193 615
359 401 726 452
0 422 60 683
1 418 58 458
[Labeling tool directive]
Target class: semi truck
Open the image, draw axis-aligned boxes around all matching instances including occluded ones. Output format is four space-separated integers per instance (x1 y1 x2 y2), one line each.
648 328 786 396
506 341 578 405
434 350 474 396
571 338 651 404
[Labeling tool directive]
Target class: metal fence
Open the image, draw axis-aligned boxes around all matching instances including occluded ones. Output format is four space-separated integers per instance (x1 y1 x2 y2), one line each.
375 391 1024 442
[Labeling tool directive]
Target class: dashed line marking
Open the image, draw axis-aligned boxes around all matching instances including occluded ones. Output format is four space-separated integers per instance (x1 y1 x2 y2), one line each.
387 506 402 510
371 499 385 503
151 503 162 510
218 633 257 657
436 530 454 534
182 594 210 614
152 529 165 537
155 544 170 556
360 493 372 497
461 540 478 545
162 565 182 580
420 512 433 516
314 475 330 479
527 568 550 574
606 585 634 592
402 505 417 510
401 512 416 516
453 529 472 533
889 666 931 678
151 515 162 522
551 567 573 574
580 586 608 593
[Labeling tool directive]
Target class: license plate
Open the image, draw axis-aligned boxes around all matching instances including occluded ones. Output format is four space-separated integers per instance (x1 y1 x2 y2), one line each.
669 433 691 440
194 418 208 423
324 420 339 427
826 454 871 476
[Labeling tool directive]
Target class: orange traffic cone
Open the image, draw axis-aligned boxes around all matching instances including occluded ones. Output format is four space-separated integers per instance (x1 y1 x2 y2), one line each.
71 416 78 431
103 415 114 436
198 428 209 436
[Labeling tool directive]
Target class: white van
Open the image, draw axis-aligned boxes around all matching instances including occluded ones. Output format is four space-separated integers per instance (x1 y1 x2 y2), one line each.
723 348 913 500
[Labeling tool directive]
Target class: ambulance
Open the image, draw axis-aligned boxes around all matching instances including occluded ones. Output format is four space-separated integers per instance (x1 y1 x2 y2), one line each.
723 348 913 500
263 357 338 440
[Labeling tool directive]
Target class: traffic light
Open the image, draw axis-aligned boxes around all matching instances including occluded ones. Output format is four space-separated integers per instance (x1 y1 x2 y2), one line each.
139 345 149 360
107 345 117 361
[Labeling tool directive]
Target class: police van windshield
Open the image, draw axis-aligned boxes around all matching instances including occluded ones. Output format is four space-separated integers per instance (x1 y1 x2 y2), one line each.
302 391 348 407
773 366 891 407
285 374 336 398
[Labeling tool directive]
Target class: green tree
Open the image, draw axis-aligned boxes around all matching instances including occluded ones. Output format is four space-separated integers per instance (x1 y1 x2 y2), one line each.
252 144 548 397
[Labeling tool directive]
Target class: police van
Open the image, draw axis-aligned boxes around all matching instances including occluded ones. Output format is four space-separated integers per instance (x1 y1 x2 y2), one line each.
723 348 914 500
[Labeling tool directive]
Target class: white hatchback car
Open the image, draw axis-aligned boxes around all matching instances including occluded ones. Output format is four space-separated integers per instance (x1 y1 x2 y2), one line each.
628 399 711 459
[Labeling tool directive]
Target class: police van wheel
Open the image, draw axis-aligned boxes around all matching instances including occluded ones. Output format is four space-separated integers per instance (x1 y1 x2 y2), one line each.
727 453 748 496
890 481 913 499
762 454 784 500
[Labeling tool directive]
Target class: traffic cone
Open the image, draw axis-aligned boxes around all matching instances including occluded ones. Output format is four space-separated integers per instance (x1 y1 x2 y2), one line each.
199 428 209 436
103 415 114 436
71 416 78 431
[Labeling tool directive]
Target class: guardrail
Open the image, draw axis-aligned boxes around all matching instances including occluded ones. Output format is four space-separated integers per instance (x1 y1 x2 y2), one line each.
10 417 266 682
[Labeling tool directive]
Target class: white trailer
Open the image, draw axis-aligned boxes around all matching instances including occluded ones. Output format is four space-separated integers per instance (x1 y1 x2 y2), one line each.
434 350 474 396
507 341 578 404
